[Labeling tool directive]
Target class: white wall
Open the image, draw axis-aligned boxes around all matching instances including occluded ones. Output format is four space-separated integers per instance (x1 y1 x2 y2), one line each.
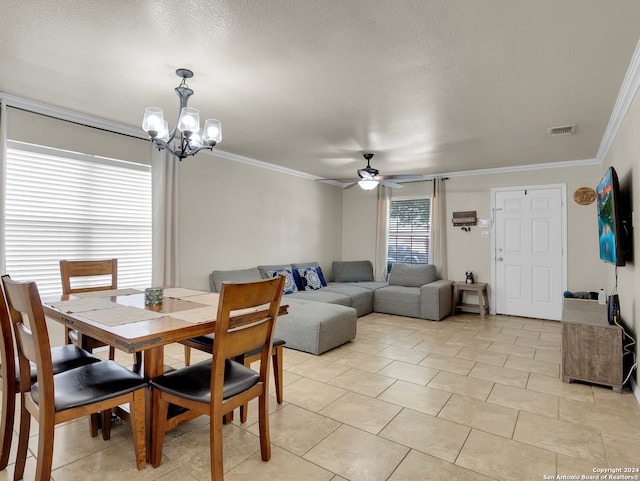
601 86 640 390
342 164 605 290
446 165 605 289
178 152 343 290
7 108 150 164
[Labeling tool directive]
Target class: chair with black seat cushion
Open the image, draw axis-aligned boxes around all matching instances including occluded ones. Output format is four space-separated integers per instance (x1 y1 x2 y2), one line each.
181 335 286 422
61 258 143 438
0 275 101 471
149 276 285 478
1 276 147 480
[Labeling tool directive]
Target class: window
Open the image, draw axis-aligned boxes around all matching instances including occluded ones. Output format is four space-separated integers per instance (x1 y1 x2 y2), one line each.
4 141 152 296
387 196 430 272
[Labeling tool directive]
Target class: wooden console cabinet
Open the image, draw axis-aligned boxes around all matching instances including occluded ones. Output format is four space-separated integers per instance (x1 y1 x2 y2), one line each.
561 298 624 392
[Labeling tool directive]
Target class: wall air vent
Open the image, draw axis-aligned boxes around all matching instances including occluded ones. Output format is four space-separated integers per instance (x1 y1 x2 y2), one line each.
547 125 576 136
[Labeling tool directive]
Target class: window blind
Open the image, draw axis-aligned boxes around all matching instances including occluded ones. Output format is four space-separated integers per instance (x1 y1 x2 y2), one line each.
5 142 152 296
388 197 430 270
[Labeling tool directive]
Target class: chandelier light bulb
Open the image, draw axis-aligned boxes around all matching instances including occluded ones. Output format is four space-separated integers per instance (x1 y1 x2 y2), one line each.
159 121 170 141
177 107 200 136
142 107 164 137
203 119 222 145
190 131 203 148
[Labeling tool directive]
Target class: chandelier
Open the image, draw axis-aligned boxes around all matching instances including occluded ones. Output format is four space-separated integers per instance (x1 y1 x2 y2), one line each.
142 68 222 160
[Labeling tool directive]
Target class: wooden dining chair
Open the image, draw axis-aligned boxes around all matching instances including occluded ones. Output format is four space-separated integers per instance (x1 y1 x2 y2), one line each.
149 276 285 478
60 259 118 360
1 276 148 480
0 275 102 471
181 336 286 422
61 258 144 440
61 260 143 371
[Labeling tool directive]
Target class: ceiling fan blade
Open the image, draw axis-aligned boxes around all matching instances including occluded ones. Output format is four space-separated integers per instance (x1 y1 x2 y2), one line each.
343 182 359 189
377 174 423 181
379 180 403 189
316 178 360 182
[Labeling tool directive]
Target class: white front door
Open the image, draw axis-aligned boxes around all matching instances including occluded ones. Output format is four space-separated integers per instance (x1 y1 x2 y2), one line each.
492 185 566 320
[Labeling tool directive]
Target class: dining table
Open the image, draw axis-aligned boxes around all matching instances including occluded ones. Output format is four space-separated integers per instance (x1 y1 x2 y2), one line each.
41 286 286 464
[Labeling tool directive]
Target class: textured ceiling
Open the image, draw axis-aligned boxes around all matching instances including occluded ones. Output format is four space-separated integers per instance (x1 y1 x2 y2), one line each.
1 1 639 180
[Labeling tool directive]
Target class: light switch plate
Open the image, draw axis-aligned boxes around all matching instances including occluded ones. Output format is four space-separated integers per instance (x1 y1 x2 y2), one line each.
481 230 490 239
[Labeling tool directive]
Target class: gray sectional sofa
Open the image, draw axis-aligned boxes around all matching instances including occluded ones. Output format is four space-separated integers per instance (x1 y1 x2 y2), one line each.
210 260 451 355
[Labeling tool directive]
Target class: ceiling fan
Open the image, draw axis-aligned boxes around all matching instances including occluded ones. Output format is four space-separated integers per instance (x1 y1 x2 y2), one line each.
319 153 423 190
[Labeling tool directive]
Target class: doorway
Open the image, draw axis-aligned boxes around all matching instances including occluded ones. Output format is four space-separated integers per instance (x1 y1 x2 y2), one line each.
491 184 567 320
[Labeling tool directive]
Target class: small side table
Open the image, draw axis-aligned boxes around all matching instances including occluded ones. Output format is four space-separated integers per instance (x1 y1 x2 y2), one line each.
452 282 490 319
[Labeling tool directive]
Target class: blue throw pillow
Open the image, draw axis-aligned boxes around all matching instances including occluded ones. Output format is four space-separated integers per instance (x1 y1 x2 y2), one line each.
291 269 304 291
266 268 298 294
298 267 323 291
315 266 327 287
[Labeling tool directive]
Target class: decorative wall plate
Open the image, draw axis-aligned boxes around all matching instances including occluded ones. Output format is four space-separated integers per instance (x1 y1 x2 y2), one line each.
573 187 596 205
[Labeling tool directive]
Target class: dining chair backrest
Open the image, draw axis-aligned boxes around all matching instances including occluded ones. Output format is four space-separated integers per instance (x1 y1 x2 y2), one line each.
1 277 55 399
59 258 120 373
0 277 17 471
0 277 16 390
211 276 285 395
60 259 117 295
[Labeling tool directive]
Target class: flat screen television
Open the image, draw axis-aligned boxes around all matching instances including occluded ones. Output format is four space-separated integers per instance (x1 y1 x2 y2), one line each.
596 166 625 266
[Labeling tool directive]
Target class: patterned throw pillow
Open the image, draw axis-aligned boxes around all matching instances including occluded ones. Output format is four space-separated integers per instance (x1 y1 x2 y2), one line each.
298 267 323 291
266 268 298 294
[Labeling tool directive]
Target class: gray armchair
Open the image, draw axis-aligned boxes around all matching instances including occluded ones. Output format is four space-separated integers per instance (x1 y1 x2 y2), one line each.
373 264 453 320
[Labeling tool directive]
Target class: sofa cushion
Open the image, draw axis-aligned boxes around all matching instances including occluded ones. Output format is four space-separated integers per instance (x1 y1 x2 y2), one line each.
323 285 374 317
374 285 422 318
257 264 291 278
388 263 436 287
210 267 262 293
298 267 323 290
327 281 389 291
287 290 351 307
332 260 374 282
265 268 298 294
292 262 327 287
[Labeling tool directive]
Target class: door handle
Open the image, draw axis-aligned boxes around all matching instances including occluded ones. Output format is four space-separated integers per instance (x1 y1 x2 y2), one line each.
497 257 504 261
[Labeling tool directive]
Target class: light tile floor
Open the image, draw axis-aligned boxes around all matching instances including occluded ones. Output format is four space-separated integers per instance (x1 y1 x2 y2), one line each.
2 312 639 481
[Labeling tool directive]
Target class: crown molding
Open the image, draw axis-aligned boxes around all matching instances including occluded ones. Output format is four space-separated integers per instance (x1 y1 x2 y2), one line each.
0 92 146 139
596 38 640 163
434 157 600 180
200 147 320 181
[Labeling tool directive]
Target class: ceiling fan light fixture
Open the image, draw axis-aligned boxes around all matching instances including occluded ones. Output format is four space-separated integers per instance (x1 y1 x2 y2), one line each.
358 179 379 190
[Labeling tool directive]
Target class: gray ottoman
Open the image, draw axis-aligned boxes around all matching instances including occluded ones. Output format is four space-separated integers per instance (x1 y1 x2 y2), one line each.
275 298 357 355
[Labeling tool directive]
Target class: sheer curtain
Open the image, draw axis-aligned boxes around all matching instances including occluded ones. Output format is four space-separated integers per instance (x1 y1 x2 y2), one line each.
151 147 180 287
374 186 391 281
431 177 448 279
0 99 6 274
